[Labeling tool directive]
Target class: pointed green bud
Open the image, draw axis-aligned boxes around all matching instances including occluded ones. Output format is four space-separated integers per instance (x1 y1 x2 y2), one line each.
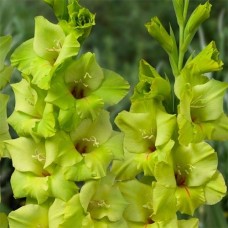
145 17 173 54
183 1 211 52
172 0 184 26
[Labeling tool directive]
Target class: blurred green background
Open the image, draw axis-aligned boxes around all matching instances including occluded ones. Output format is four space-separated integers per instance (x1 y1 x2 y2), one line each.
0 0 228 227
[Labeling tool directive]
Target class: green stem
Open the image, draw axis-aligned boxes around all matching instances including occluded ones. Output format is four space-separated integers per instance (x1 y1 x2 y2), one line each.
178 25 184 71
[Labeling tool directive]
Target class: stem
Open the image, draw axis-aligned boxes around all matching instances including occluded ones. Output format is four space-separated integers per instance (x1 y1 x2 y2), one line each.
178 25 184 70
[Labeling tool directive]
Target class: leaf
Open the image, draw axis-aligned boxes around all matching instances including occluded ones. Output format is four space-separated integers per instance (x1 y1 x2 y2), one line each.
0 65 13 90
0 213 8 228
0 94 10 141
0 35 12 71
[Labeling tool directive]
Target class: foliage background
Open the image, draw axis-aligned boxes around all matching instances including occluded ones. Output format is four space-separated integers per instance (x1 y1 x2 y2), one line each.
0 0 228 227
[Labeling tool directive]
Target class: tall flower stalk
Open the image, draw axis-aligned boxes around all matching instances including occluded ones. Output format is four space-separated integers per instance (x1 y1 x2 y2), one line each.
0 0 227 227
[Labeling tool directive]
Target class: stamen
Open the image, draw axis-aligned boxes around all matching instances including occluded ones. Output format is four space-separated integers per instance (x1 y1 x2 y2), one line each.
82 136 99 147
32 150 45 162
84 72 92 79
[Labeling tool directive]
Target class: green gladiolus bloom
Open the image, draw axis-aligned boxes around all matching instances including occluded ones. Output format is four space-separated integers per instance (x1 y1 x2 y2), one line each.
5 137 78 204
11 16 80 89
152 142 226 217
118 179 153 225
114 106 176 177
175 72 228 145
63 110 124 181
79 174 128 223
49 195 85 227
8 79 56 140
50 174 128 227
46 52 129 130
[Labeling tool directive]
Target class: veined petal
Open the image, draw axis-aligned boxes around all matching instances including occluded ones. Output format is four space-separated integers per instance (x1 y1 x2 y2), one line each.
48 199 66 228
151 182 177 221
64 52 103 91
80 175 127 222
154 161 176 188
118 179 153 224
70 110 112 144
55 32 80 65
5 137 44 175
191 79 228 122
155 109 176 146
49 195 85 228
45 74 75 110
115 111 156 154
111 150 140 181
204 171 227 205
175 186 205 215
34 16 65 63
35 103 56 138
76 95 104 120
173 143 217 187
203 114 228 141
11 170 49 204
49 169 78 201
185 41 223 74
92 69 130 106
10 39 53 90
45 131 82 168
8 203 49 228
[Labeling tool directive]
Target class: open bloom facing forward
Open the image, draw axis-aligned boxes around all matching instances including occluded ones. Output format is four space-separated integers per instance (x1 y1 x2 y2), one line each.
5 137 78 204
175 71 228 145
113 105 176 179
152 142 226 220
46 52 129 131
8 79 56 140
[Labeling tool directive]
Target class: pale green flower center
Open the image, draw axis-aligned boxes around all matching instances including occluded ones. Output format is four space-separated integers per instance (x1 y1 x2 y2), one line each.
71 72 92 99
